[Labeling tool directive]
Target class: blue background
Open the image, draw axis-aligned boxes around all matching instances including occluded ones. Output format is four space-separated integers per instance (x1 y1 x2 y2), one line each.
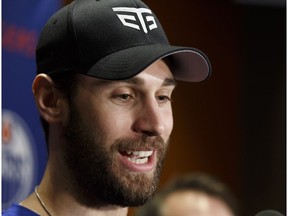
2 0 61 209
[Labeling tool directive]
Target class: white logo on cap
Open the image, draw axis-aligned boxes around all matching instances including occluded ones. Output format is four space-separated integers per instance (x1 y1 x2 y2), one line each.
112 7 157 33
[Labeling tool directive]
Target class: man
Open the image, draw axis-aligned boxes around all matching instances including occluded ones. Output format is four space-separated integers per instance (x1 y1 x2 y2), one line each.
136 173 239 216
3 0 210 215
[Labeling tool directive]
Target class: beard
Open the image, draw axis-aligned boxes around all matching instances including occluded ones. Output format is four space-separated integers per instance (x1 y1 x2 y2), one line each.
61 101 169 208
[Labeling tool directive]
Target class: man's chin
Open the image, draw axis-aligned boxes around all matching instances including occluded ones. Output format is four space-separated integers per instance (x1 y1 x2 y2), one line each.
108 171 159 207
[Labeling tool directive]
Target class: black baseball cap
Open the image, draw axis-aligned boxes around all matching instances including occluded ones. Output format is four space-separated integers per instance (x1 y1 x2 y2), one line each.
36 0 211 82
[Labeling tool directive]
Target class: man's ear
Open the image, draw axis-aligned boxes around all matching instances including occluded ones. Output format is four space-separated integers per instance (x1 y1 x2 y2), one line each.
32 74 66 123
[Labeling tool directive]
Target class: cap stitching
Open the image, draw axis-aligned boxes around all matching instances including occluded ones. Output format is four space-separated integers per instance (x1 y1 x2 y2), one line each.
67 0 84 62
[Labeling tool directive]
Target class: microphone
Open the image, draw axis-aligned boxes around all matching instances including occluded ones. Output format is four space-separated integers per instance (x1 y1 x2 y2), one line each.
255 210 284 216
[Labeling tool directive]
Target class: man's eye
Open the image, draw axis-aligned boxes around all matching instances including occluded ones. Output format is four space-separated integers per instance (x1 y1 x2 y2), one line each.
116 94 133 101
157 95 172 103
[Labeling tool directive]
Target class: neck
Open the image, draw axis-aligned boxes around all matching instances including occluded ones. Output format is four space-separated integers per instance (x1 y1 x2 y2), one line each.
21 181 129 216
38 157 128 216
20 158 129 216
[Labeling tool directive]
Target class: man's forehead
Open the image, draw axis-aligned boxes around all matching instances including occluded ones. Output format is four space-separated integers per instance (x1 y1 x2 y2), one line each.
116 76 176 87
125 59 176 86
80 74 176 88
78 59 176 87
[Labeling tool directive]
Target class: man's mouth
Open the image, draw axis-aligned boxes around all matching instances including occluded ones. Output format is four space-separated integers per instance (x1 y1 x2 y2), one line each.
123 150 153 164
119 150 156 172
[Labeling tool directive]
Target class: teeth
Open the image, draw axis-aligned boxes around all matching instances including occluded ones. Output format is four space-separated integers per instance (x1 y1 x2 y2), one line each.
127 151 153 157
127 157 148 164
123 151 153 164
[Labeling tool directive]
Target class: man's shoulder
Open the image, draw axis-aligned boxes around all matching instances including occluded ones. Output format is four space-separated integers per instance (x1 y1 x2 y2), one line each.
2 204 39 216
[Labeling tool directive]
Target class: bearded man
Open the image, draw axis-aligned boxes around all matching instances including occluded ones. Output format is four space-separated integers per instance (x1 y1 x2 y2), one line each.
2 0 210 215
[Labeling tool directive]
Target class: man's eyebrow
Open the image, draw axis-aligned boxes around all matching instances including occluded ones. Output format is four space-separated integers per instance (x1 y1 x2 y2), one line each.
162 77 177 87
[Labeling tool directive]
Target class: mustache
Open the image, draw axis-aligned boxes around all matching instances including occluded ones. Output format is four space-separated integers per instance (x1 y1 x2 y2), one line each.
112 135 167 151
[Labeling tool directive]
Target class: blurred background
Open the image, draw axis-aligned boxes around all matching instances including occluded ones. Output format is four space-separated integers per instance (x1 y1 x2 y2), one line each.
2 0 286 215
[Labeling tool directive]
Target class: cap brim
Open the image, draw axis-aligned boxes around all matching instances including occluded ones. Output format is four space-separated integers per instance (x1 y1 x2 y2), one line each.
84 44 211 82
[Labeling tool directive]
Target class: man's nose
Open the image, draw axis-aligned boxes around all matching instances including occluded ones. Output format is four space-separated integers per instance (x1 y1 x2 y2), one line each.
132 100 165 137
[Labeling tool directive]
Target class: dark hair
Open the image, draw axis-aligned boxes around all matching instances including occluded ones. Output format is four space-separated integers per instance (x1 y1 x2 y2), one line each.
136 173 240 216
